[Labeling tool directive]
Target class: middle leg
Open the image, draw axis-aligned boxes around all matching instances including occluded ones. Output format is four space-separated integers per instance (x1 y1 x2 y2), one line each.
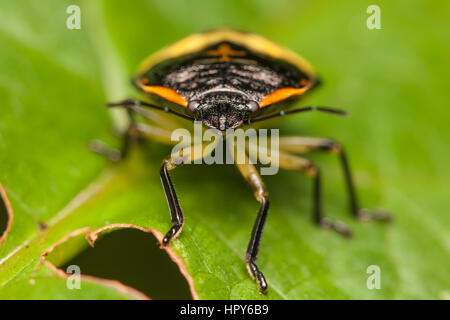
279 136 391 222
278 151 353 237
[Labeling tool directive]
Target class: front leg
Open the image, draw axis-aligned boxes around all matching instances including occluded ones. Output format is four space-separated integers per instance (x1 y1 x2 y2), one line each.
160 140 219 246
236 155 269 294
160 157 185 246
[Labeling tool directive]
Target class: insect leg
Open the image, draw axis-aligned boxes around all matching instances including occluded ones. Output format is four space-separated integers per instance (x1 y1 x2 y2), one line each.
235 156 269 294
90 121 176 163
279 137 391 222
161 139 220 246
278 151 353 237
89 109 140 161
160 156 184 246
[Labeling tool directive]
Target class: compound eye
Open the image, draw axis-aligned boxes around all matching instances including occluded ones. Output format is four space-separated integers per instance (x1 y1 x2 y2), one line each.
187 99 200 114
247 100 259 114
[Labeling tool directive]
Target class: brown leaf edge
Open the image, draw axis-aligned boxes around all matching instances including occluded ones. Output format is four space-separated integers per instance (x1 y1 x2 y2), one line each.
38 224 199 300
0 184 13 247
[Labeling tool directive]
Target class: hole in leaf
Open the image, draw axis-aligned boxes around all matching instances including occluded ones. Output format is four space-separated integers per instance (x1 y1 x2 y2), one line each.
0 192 8 239
61 228 191 299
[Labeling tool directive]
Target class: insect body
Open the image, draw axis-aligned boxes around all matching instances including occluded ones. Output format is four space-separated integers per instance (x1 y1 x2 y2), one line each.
92 29 390 294
133 33 318 130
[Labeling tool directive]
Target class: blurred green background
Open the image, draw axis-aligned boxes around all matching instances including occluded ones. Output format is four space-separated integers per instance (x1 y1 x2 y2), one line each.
0 0 449 299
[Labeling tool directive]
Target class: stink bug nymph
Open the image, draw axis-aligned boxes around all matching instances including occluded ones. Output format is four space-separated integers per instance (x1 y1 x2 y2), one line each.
91 29 391 294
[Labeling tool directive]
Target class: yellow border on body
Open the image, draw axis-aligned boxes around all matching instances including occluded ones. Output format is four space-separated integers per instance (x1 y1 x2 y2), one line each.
135 29 316 78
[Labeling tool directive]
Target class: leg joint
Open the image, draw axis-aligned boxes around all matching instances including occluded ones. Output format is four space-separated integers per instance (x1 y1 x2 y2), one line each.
246 172 268 201
162 156 182 171
305 162 319 177
319 139 341 153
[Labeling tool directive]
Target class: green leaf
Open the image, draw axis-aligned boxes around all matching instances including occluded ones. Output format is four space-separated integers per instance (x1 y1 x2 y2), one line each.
0 0 449 299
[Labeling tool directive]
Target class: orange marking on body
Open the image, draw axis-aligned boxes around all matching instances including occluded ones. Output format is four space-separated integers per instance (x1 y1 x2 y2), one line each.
140 85 187 107
205 43 247 61
260 87 309 108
